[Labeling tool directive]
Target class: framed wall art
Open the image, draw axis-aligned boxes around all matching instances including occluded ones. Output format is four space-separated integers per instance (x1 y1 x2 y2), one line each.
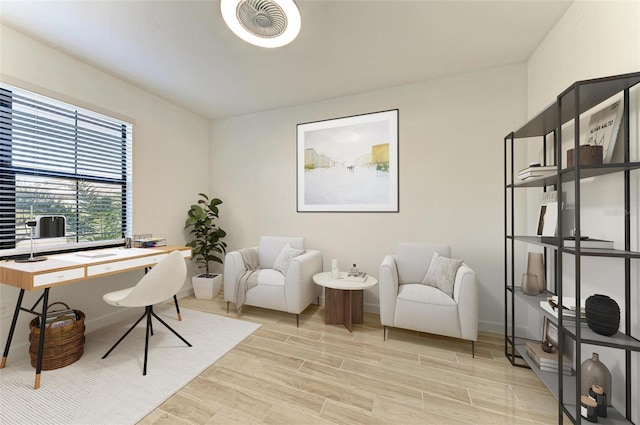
296 109 399 212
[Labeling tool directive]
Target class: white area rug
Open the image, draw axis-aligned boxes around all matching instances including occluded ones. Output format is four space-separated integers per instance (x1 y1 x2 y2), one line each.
0 307 260 425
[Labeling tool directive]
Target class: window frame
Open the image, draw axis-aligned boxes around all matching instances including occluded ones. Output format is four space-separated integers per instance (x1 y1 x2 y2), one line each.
0 82 133 259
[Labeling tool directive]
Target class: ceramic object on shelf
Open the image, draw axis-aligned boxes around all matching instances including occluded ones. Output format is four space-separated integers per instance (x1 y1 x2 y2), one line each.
585 294 620 336
580 395 598 423
526 252 546 293
581 352 612 406
520 273 539 295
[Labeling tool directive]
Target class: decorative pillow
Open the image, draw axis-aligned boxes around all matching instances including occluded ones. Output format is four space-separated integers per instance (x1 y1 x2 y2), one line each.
273 244 305 275
422 252 463 298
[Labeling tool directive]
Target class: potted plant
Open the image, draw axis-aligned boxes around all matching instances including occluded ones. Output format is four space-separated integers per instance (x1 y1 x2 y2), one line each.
185 193 227 299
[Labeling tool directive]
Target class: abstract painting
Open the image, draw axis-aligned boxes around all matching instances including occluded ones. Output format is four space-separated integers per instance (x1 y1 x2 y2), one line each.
297 109 398 212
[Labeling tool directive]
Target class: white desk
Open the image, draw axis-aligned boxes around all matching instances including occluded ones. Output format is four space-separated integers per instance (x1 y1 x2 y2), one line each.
0 245 191 388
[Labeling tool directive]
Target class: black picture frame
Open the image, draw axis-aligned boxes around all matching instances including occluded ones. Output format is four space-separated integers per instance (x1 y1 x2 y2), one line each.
296 109 399 212
542 316 559 353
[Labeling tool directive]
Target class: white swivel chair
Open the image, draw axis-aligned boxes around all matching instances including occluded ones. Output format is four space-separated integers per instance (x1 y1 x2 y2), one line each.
224 236 322 327
379 243 478 356
101 250 191 375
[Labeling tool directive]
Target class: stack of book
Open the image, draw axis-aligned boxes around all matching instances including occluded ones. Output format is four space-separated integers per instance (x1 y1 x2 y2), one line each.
517 165 556 180
540 296 586 319
525 342 573 375
46 308 77 329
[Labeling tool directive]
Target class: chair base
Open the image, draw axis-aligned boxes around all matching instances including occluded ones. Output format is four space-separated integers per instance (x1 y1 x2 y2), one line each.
102 305 191 375
383 326 475 358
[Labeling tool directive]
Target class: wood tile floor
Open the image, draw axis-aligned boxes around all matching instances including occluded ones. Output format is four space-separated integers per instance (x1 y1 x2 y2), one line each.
138 295 559 424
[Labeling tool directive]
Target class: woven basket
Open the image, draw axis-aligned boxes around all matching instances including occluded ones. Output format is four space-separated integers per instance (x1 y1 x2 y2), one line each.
29 302 85 371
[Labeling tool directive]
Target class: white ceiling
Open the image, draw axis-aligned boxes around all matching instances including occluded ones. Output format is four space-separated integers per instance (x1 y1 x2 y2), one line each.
0 0 572 120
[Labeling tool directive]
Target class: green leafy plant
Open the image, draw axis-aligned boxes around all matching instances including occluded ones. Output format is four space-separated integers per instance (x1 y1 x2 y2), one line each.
185 193 227 277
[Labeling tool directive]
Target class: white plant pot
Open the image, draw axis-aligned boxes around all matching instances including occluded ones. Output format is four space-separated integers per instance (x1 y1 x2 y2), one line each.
192 273 222 300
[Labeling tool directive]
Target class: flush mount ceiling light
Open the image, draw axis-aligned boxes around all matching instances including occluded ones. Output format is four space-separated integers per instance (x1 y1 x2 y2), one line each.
220 0 301 48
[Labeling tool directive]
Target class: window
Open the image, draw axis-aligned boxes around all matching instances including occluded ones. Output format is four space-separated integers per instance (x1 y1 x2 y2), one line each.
0 83 132 257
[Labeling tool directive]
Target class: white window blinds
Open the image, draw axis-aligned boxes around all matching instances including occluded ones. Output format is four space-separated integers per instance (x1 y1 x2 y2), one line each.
0 82 133 257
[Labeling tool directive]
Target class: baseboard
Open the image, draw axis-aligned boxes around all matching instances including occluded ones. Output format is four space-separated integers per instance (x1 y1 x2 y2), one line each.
478 319 504 334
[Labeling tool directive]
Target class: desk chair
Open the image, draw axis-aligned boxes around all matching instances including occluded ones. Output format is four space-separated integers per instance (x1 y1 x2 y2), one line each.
101 250 191 375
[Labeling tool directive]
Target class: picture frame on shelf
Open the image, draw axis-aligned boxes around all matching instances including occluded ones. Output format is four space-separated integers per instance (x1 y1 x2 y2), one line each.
296 109 399 212
542 316 559 353
536 202 558 237
583 99 623 164
536 205 547 236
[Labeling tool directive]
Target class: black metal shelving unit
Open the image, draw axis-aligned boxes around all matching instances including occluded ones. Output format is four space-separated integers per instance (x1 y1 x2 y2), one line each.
504 72 640 424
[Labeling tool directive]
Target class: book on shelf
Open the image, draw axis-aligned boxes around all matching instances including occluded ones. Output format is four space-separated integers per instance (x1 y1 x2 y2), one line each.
518 165 556 175
517 165 556 181
525 342 570 366
539 364 574 375
525 342 573 375
540 296 585 319
563 237 614 249
344 271 367 282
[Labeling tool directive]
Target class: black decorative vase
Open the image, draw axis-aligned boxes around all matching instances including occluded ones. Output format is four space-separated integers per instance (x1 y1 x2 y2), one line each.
585 294 620 336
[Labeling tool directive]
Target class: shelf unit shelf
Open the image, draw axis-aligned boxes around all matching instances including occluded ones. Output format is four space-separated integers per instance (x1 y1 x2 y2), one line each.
504 71 640 424
514 290 640 351
508 236 640 259
509 162 640 188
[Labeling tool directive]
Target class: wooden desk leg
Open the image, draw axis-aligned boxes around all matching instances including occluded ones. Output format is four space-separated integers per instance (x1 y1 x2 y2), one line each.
34 288 50 389
1 289 25 369
173 295 182 321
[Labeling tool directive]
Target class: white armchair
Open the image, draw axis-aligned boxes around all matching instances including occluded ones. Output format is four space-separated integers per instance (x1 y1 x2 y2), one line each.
379 243 478 356
224 236 322 326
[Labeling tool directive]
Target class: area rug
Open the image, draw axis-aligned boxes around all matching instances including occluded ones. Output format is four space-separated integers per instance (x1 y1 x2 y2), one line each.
0 307 260 425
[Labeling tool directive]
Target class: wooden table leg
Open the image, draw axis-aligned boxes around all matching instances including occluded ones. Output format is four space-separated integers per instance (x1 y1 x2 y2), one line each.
325 288 364 332
351 290 364 324
324 287 344 325
343 290 353 332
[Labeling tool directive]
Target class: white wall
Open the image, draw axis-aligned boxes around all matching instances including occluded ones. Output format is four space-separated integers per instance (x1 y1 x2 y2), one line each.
0 25 211 352
210 63 528 332
526 0 640 421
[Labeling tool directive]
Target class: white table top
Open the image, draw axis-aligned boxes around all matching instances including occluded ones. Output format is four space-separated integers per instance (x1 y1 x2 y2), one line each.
313 271 378 290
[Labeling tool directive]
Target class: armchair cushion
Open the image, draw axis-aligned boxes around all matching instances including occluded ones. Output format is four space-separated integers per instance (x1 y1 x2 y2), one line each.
396 242 450 284
273 244 305 275
422 252 463 297
259 236 304 268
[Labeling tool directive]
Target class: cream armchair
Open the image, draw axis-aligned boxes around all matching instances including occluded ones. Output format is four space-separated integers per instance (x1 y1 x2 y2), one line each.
224 236 322 326
379 243 478 356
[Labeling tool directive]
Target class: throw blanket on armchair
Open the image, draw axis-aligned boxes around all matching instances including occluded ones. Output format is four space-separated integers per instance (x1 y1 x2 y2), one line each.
235 248 260 313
